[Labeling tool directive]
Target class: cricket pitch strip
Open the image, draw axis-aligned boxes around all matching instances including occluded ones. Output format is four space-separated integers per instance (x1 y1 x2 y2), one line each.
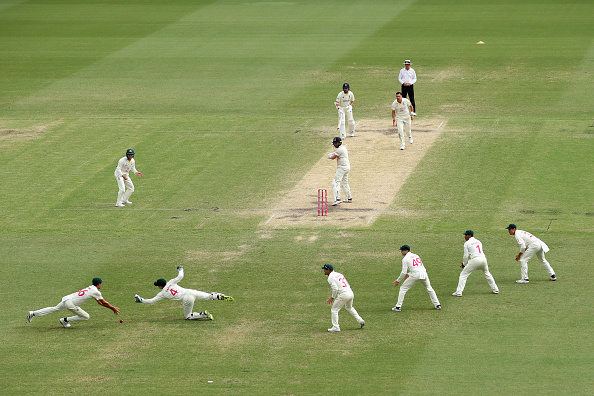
261 118 445 228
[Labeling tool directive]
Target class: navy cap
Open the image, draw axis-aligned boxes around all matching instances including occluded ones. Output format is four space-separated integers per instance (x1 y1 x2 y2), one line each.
506 224 517 230
322 264 334 271
92 277 103 286
464 230 474 236
154 278 167 287
399 245 411 251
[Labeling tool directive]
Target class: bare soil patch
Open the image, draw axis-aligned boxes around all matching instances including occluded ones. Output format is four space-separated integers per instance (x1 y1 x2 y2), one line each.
261 118 445 228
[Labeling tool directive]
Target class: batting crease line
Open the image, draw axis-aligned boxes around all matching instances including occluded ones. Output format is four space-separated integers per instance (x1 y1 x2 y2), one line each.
265 210 279 224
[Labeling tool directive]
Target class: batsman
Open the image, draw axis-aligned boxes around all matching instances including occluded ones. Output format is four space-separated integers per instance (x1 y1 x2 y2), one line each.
327 137 352 206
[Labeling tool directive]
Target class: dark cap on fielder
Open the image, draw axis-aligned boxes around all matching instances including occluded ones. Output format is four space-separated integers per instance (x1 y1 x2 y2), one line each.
154 278 167 287
464 230 474 236
92 277 103 286
506 224 517 230
399 245 411 251
322 264 334 271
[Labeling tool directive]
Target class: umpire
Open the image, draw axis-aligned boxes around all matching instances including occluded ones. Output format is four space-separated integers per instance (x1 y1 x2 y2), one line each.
398 60 417 116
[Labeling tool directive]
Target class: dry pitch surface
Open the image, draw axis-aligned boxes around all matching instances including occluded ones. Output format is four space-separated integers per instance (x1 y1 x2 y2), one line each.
263 118 445 228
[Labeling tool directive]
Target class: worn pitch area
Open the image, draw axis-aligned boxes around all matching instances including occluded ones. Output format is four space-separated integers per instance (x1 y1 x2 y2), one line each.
262 118 445 228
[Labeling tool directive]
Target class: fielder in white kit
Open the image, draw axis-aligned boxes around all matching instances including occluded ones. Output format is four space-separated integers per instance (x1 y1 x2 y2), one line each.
452 230 499 297
114 148 143 207
392 245 441 311
134 266 233 320
322 264 365 332
391 92 415 150
506 224 557 283
27 277 120 328
335 83 356 139
327 137 352 206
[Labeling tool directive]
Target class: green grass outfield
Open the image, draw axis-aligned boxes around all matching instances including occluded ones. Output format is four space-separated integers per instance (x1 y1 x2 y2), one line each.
1 0 593 394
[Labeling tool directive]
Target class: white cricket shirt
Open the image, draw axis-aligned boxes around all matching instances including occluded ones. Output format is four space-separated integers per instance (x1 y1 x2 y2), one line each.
114 157 138 178
514 230 548 253
142 269 189 303
327 271 353 298
396 252 427 282
61 285 103 305
336 91 355 109
463 237 486 265
391 98 412 119
330 145 350 168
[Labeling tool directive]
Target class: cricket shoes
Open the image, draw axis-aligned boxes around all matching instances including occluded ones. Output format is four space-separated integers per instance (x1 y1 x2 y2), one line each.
115 203 125 207
350 132 355 137
213 292 233 301
516 279 530 284
202 311 214 320
344 198 353 203
400 145 405 150
391 306 401 312
123 200 132 205
492 290 499 294
360 320 365 329
550 274 557 281
409 137 413 144
27 311 35 323
59 318 71 328
331 199 342 206
451 292 463 297
435 305 442 310
327 327 341 332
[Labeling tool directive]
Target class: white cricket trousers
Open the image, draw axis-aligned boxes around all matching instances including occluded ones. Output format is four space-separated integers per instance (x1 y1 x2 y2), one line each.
396 274 440 308
116 175 134 204
338 107 355 139
456 256 498 293
33 299 91 322
396 118 412 147
331 290 363 329
520 243 555 280
332 165 351 202
182 290 212 319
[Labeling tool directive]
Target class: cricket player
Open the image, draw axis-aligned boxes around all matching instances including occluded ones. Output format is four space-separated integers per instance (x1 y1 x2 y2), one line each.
327 137 352 206
27 278 120 328
506 224 557 283
393 245 441 311
114 148 143 207
335 83 355 139
134 266 233 320
391 92 415 150
323 264 365 332
452 230 499 296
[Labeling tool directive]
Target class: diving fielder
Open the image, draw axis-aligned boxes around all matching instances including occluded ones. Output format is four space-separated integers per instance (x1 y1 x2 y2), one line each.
134 266 233 320
393 245 441 311
452 230 499 296
327 137 352 206
335 83 355 139
114 148 142 207
391 92 414 150
323 264 365 332
27 278 120 328
506 224 557 283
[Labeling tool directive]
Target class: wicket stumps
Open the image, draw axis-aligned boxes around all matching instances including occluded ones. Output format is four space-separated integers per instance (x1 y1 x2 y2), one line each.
318 189 328 216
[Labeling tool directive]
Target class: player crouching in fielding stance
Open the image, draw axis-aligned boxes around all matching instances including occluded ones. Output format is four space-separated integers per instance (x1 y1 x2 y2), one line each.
393 245 441 311
335 83 356 139
452 230 499 297
27 278 120 328
134 266 233 320
114 148 143 207
327 137 352 206
506 224 557 283
323 264 365 332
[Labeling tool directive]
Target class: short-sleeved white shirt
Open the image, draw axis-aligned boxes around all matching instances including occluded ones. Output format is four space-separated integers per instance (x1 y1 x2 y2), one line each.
114 157 138 177
392 98 412 119
62 285 103 305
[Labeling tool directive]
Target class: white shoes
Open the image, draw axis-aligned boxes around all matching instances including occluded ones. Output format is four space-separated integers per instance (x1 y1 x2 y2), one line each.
27 311 35 322
59 318 71 328
350 132 355 137
516 279 530 284
452 292 463 297
331 200 341 206
492 290 499 294
392 306 401 312
409 137 413 144
328 327 341 332
123 200 132 204
400 145 405 150
115 203 125 207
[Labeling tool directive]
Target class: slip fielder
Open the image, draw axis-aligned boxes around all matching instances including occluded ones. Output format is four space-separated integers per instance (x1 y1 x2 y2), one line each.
392 245 441 311
506 224 557 283
452 230 499 296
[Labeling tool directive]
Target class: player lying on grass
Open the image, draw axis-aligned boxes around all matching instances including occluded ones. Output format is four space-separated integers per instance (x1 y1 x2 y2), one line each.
134 266 233 320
